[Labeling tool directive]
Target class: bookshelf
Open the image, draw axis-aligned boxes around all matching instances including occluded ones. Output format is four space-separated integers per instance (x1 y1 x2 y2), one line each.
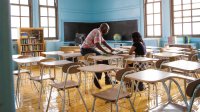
17 28 45 56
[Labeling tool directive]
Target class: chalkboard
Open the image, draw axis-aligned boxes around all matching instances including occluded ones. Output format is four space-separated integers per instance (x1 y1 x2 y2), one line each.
64 20 138 41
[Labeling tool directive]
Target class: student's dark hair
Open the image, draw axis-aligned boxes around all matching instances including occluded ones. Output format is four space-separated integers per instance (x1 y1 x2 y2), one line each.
131 32 145 45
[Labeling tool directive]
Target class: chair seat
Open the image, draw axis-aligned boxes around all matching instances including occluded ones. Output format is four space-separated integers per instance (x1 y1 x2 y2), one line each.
149 102 187 112
30 74 55 82
92 88 131 102
13 69 30 75
50 80 79 90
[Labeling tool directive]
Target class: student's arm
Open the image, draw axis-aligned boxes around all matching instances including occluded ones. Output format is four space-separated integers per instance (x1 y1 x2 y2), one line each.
129 46 136 55
95 43 109 54
102 41 114 52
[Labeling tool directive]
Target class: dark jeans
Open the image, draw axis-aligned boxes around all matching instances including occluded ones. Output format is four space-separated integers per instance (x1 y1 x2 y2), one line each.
81 48 110 82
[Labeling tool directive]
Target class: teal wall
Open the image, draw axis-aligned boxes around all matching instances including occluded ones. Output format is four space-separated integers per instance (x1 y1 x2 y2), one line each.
12 0 200 54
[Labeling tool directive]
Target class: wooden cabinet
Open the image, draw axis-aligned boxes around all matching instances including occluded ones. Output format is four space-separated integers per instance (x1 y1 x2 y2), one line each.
17 28 45 56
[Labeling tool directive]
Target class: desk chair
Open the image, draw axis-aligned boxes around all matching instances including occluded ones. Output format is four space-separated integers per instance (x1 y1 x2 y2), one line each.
91 68 136 112
46 63 88 112
13 55 32 107
150 79 200 112
29 58 56 108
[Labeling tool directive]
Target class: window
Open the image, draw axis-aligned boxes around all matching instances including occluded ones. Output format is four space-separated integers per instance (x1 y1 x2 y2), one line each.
39 0 58 39
10 0 32 39
172 0 200 36
144 0 162 37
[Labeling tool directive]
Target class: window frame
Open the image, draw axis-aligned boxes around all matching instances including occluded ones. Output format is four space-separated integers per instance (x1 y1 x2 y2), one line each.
171 0 200 37
10 0 32 40
144 0 162 38
38 0 58 40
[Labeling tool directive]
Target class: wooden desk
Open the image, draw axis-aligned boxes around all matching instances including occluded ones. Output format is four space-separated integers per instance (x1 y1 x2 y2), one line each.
162 60 200 72
126 69 195 109
126 57 158 62
153 52 183 60
41 51 64 57
78 64 122 92
166 47 189 51
12 54 22 59
59 53 82 62
13 56 45 64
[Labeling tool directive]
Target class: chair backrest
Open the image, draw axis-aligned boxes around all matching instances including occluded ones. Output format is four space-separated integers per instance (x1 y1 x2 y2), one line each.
189 53 198 62
116 67 135 82
85 53 96 61
155 58 169 69
62 62 82 74
186 79 200 98
38 58 56 66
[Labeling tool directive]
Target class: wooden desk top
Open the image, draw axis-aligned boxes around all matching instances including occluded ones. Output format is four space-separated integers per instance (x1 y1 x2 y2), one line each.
126 69 195 83
40 60 72 66
41 51 64 55
59 53 82 58
146 46 161 49
13 56 45 64
90 55 123 61
78 64 122 72
126 57 158 62
153 52 183 58
166 47 188 51
162 60 200 71
162 49 185 54
12 54 22 59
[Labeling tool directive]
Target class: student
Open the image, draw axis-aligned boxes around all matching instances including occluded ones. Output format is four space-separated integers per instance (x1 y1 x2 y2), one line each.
80 23 114 89
129 32 146 56
128 32 146 91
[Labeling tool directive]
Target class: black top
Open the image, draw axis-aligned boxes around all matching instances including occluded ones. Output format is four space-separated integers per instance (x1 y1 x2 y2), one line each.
132 42 146 56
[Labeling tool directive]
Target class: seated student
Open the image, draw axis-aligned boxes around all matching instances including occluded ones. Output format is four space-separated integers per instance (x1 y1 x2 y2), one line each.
128 32 146 91
80 23 115 89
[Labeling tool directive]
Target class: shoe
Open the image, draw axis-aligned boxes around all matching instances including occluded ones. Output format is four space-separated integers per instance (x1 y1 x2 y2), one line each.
105 80 118 85
94 78 102 89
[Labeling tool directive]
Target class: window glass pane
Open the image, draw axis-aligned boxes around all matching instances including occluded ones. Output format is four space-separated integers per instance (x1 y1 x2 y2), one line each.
192 22 200 34
192 9 200 16
43 28 48 37
174 24 182 35
174 0 182 5
192 3 200 9
11 17 20 27
147 0 153 3
49 28 56 37
39 0 47 5
192 0 200 3
183 23 191 35
11 28 19 39
21 17 30 27
174 11 182 17
174 5 182 11
48 0 54 6
48 8 55 16
11 5 20 16
192 17 200 22
154 14 161 24
174 18 182 23
154 2 160 13
147 25 154 36
154 25 161 36
183 4 191 10
10 0 19 4
183 0 191 4
183 17 191 22
183 10 191 17
147 14 153 25
147 3 153 14
20 0 28 5
40 7 48 16
40 17 48 27
49 17 55 27
21 6 29 16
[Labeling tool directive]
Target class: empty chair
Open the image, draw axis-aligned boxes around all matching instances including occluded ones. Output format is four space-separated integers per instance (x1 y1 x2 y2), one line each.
29 58 56 108
78 53 96 65
150 78 200 112
46 62 88 112
91 68 136 112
